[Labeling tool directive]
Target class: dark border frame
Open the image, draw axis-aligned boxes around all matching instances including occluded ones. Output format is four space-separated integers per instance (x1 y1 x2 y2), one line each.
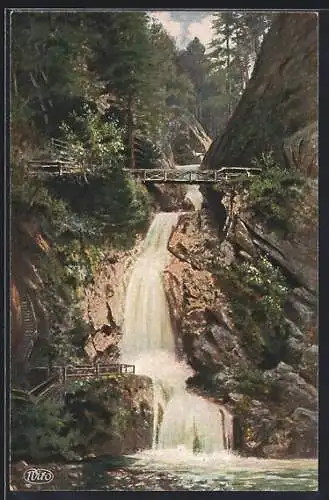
3 6 327 500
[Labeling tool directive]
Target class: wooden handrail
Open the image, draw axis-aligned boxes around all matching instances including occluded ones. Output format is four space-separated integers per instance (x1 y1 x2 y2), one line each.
30 363 135 378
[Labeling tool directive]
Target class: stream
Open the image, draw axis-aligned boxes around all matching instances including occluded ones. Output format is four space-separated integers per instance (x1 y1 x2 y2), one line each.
15 454 317 491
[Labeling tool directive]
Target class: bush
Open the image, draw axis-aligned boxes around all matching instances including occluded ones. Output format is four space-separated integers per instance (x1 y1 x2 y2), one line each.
11 398 79 461
44 165 151 247
64 378 132 453
247 152 305 234
59 104 125 172
214 255 290 368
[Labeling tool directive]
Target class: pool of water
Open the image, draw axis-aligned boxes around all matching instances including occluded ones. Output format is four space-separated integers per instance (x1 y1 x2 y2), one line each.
16 449 318 491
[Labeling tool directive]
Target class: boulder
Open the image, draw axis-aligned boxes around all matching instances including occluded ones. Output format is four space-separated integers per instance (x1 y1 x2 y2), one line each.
84 324 121 362
287 407 317 457
263 362 317 412
299 344 318 386
65 375 154 457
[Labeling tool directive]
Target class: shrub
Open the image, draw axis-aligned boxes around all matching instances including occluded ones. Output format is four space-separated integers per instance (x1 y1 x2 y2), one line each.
64 378 132 453
214 255 290 368
247 152 305 234
59 104 125 172
11 398 79 461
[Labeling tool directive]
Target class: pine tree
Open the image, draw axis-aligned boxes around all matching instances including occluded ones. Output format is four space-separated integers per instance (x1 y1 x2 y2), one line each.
177 37 210 121
86 12 156 169
210 11 274 122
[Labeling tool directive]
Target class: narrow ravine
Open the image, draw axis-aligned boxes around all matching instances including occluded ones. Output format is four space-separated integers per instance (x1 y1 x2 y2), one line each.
119 211 233 453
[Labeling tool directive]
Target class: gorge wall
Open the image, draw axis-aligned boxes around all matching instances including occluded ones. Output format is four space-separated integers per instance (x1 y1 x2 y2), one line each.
162 12 318 458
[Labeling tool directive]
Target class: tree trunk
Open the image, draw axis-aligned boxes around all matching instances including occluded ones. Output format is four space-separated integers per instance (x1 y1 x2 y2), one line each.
29 72 48 126
127 95 135 169
225 25 232 120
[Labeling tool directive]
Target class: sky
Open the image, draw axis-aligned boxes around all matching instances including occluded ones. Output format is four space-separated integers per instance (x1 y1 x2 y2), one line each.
148 11 217 51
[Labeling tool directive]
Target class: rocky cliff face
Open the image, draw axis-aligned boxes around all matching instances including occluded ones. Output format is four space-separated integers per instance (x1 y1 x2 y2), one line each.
81 239 144 362
164 12 318 459
164 210 317 458
202 12 317 177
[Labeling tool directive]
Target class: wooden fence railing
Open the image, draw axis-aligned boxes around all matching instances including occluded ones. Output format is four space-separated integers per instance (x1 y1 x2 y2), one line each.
12 364 136 403
122 167 262 183
30 363 135 382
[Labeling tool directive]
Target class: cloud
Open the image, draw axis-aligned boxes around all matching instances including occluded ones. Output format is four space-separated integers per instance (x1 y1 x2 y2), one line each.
185 14 216 51
150 11 184 47
148 11 216 50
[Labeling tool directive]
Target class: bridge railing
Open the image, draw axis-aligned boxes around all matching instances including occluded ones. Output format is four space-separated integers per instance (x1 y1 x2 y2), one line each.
13 364 136 403
123 167 262 183
28 363 136 382
64 363 135 379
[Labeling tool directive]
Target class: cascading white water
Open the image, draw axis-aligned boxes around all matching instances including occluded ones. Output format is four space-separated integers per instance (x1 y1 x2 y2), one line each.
120 213 178 362
175 164 203 211
157 391 225 453
120 212 232 453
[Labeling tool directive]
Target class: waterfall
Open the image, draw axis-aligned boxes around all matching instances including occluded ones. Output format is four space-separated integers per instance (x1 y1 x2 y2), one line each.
175 164 204 211
120 212 232 453
120 213 178 362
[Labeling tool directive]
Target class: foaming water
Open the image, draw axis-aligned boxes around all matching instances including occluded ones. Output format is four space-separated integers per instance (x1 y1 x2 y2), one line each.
158 392 225 453
185 185 203 210
29 454 318 491
175 164 203 210
120 213 179 363
119 449 317 491
130 447 316 472
120 212 232 454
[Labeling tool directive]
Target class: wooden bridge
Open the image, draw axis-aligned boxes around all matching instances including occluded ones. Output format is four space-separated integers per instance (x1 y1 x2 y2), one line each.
122 167 262 184
26 138 262 183
12 363 136 404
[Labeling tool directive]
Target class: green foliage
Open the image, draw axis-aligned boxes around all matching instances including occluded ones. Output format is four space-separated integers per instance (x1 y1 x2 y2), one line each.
59 104 125 172
248 152 305 233
233 366 279 401
214 255 290 368
64 377 133 451
43 166 151 248
11 162 70 221
11 398 79 461
11 12 95 137
134 137 162 169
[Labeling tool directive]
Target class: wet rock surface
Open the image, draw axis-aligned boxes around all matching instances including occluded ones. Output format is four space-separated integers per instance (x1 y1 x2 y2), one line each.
81 238 145 332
